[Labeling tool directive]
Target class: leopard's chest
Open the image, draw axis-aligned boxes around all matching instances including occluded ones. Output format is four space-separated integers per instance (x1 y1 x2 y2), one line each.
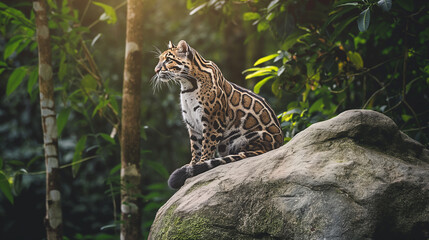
180 92 203 134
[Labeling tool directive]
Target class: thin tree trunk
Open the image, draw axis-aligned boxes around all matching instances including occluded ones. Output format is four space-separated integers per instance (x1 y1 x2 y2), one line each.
120 0 144 239
223 19 247 87
33 1 63 239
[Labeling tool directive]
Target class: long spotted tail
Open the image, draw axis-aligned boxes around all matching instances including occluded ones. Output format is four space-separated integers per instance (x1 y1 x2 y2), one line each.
168 150 264 189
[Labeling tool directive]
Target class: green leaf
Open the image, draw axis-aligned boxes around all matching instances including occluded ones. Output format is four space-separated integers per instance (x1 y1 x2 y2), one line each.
57 108 71 137
72 136 87 178
92 99 106 117
357 8 370 32
323 6 356 31
266 12 276 21
285 108 302 115
280 108 302 122
302 84 311 102
309 98 324 113
254 53 279 66
92 1 117 24
61 0 71 15
46 0 58 9
253 76 274 94
100 133 115 144
405 77 421 94
27 67 38 96
186 0 194 9
27 155 42 169
336 2 359 7
271 78 282 97
13 170 26 195
267 0 280 12
4 37 22 60
7 66 27 96
0 5 34 29
281 30 308 51
189 3 207 15
306 63 315 77
377 0 392 12
245 66 278 79
109 164 121 175
243 12 260 21
108 97 119 115
14 38 31 56
81 74 97 91
333 0 360 7
58 53 67 82
7 160 25 167
330 15 358 41
146 160 169 179
401 114 412 123
347 51 364 69
257 21 269 32
242 67 264 73
0 171 13 204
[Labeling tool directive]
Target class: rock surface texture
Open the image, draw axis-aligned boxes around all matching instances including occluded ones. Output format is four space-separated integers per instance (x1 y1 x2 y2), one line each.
149 110 429 240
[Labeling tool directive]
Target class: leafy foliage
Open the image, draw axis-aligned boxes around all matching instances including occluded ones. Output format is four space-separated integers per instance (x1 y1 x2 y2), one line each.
234 0 428 144
92 1 118 24
0 169 14 204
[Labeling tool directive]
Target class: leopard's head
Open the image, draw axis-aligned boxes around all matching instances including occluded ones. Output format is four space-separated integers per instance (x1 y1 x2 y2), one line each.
153 40 194 84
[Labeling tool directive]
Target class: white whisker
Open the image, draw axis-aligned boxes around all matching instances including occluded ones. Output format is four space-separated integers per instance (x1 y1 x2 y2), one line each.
150 71 181 93
149 46 162 59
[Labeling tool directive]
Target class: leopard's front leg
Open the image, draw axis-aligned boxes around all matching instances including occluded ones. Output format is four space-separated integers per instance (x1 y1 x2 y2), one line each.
199 117 224 163
188 129 202 165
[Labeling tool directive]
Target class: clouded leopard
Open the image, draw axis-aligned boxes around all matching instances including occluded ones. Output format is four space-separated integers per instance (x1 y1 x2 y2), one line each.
153 40 283 189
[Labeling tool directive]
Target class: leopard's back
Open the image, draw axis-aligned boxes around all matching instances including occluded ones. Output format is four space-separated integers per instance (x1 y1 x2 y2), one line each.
219 81 282 156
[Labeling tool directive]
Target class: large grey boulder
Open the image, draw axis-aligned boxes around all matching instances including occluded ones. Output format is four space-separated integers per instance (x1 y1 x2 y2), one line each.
149 110 429 240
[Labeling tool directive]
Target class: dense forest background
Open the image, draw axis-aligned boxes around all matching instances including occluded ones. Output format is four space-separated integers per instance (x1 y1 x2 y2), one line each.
0 0 428 239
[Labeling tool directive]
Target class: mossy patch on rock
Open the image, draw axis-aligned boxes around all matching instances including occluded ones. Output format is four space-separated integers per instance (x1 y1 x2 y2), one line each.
151 204 212 240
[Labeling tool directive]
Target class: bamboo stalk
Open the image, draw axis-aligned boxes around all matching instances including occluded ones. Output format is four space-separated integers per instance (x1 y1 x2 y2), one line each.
33 1 63 239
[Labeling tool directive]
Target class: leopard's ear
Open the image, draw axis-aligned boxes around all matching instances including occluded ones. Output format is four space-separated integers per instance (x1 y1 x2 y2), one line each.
168 41 175 49
177 40 190 53
177 40 193 59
